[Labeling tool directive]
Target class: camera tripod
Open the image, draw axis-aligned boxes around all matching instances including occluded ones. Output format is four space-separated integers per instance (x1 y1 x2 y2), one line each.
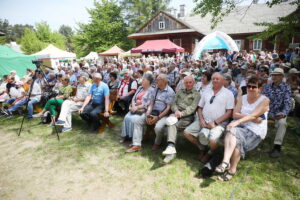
18 60 60 141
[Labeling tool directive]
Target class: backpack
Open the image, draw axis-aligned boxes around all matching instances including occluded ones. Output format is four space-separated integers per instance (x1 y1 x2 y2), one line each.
41 111 51 124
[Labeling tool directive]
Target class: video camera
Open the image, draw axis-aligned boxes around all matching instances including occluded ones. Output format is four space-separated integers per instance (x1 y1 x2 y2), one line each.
32 60 43 67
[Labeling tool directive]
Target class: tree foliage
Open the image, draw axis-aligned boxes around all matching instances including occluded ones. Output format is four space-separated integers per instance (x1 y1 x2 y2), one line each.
20 22 66 54
193 0 300 43
59 25 74 51
72 0 134 57
120 0 171 32
0 18 34 44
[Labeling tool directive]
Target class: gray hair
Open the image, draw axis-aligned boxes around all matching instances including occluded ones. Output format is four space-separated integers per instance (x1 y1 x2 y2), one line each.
157 74 168 81
143 73 154 84
93 73 102 80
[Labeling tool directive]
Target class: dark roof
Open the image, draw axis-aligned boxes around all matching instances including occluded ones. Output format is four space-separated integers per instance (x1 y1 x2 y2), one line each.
0 31 5 36
183 2 297 35
130 2 297 37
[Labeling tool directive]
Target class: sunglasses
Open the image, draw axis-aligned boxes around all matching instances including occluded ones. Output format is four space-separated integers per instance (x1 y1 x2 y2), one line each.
210 95 216 104
247 85 258 89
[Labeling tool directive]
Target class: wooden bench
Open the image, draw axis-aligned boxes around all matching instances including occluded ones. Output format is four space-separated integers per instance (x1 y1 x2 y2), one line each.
98 90 117 133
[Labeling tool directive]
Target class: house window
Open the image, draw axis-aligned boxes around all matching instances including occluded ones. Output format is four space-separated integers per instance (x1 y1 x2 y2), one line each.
173 39 182 47
159 21 165 30
253 39 262 50
234 40 241 50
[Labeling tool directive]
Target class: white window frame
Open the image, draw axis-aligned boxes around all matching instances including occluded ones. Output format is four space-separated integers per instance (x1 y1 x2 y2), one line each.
253 39 262 50
234 40 241 50
159 21 165 30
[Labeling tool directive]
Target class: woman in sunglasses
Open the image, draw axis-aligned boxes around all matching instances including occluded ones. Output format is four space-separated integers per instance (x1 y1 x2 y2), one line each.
215 76 270 181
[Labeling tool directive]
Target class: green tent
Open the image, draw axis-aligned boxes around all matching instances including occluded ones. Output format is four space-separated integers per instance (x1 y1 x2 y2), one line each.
0 45 36 78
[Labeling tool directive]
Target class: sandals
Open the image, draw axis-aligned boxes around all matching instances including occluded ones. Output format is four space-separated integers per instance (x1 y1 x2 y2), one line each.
215 162 230 173
218 171 236 181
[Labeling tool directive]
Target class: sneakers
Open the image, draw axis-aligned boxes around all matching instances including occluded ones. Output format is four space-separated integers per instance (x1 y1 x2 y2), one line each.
32 113 42 118
55 120 65 126
270 148 281 158
61 127 72 133
162 145 177 155
163 154 176 164
3 110 12 118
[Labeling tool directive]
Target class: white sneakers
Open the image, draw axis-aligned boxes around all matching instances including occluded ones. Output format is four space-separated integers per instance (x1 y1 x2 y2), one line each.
162 145 177 155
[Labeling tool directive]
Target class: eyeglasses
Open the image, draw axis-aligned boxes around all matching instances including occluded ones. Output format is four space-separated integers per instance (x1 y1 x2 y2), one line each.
247 85 258 89
210 95 216 104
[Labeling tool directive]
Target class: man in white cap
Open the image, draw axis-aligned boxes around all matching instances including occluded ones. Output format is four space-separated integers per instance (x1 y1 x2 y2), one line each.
262 68 292 158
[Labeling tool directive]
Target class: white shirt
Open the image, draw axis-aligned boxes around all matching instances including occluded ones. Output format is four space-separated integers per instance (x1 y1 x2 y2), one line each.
75 82 91 106
30 82 42 102
118 79 137 97
199 86 234 125
0 82 7 93
10 87 25 98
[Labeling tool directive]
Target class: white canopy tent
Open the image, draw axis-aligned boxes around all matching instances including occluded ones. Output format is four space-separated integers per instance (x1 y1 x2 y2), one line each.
33 44 76 59
84 52 99 60
32 44 76 68
193 31 239 59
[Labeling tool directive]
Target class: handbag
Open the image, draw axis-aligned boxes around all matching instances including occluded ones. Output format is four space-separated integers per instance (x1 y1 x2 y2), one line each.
131 108 146 115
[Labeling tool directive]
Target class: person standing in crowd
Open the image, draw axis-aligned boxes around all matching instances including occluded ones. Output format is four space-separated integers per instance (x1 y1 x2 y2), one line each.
116 69 137 114
79 73 110 132
159 76 200 163
215 76 269 181
55 75 91 132
184 72 234 163
262 68 292 158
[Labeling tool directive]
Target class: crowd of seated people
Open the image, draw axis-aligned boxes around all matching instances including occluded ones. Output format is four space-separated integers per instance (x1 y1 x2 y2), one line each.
0 48 299 181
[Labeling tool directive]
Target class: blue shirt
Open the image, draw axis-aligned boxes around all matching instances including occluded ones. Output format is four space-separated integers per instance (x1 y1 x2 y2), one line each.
89 82 110 105
262 82 292 117
227 85 238 99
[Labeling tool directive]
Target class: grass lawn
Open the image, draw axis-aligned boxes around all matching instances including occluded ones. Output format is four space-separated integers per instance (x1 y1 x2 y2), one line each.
0 115 299 200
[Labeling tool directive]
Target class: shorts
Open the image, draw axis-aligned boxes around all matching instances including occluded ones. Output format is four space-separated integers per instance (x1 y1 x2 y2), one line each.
230 127 262 158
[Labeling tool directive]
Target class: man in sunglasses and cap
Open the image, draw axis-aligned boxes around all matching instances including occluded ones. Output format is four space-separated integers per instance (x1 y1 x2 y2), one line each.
262 68 292 158
184 72 234 163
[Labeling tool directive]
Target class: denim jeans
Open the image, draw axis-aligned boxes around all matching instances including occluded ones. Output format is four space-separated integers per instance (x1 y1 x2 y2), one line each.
8 98 38 118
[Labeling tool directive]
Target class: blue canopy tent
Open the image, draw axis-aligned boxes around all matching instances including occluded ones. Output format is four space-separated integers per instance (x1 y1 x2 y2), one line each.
193 31 239 59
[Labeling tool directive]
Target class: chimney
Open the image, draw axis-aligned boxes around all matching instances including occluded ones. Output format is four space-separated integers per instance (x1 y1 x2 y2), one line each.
180 4 185 17
174 9 177 18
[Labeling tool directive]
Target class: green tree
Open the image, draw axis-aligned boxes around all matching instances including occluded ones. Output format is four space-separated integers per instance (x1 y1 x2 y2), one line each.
0 19 34 44
59 25 74 51
120 0 171 32
193 0 300 44
20 22 66 54
20 28 45 54
35 22 66 49
73 0 134 57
